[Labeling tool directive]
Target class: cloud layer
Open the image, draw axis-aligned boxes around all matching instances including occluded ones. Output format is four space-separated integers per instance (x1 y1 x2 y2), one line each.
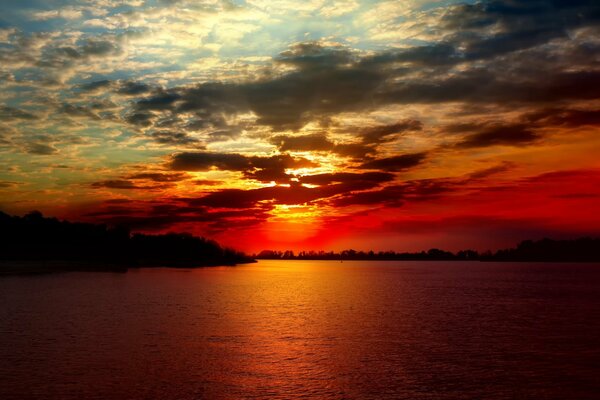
1 0 600 251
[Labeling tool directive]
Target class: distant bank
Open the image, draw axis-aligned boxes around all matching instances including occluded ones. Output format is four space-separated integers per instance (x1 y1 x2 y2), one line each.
0 211 254 275
256 237 600 262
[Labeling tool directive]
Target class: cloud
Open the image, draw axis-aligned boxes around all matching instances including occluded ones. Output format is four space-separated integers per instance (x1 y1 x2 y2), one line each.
126 172 188 182
359 120 423 144
91 180 141 189
83 199 271 232
148 131 205 147
193 180 382 209
30 8 83 21
270 133 374 158
168 152 318 183
77 79 112 93
91 178 175 190
114 8 600 135
125 111 154 127
277 42 355 70
169 152 254 171
0 106 38 121
439 1 600 60
271 133 332 152
116 80 153 96
58 103 101 120
25 143 58 155
39 38 122 68
332 177 457 207
447 107 600 149
126 42 386 130
525 108 600 128
468 162 515 180
359 152 427 171
135 91 181 111
299 171 395 185
2 0 600 245
0 181 21 188
455 123 540 148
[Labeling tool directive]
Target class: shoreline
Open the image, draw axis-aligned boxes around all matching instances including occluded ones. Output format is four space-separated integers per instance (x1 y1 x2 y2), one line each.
0 258 256 276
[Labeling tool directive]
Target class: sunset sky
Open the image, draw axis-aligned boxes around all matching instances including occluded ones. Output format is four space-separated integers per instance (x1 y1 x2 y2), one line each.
1 0 599 252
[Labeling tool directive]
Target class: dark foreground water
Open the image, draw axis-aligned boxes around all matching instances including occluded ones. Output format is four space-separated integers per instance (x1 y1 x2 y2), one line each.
1 261 599 399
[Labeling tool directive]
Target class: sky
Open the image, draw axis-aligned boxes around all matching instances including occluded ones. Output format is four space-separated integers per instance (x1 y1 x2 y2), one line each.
1 0 600 253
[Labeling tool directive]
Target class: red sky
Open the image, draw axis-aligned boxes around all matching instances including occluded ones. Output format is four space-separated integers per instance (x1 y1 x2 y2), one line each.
1 1 600 253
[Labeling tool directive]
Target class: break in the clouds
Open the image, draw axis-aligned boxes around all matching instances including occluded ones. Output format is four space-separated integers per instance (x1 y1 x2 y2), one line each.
1 0 600 252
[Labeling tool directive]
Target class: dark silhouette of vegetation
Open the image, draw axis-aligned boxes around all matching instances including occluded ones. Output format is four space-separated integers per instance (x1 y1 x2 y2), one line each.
256 238 600 262
1 210 598 275
0 211 254 273
485 238 600 262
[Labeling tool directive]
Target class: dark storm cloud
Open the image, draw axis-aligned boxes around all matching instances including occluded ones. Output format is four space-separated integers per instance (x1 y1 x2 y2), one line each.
380 69 600 105
277 42 355 69
125 111 154 127
169 152 316 172
0 106 38 121
298 172 395 186
525 108 600 127
468 162 515 180
121 0 600 133
25 142 58 155
136 91 181 111
359 120 423 144
91 180 141 189
58 103 101 120
272 133 331 152
447 107 600 149
77 79 112 92
360 43 461 67
168 152 317 183
91 172 189 190
79 39 121 57
359 152 427 172
439 0 600 61
128 43 385 130
76 79 152 96
0 181 21 188
333 143 376 158
148 131 204 147
37 38 122 72
332 185 405 207
85 199 271 232
91 179 175 190
169 152 252 171
126 172 188 182
48 40 119 61
249 154 316 170
244 66 384 129
116 80 153 96
270 133 374 159
455 123 540 148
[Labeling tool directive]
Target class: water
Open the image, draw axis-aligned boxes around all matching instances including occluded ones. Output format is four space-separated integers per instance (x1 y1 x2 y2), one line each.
1 261 599 399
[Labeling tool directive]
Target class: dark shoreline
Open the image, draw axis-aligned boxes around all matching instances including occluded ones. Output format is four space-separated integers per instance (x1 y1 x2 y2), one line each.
5 258 600 277
0 259 257 276
255 258 600 263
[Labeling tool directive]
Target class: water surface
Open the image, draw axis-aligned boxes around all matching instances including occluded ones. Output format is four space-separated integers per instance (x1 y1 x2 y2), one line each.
1 261 599 399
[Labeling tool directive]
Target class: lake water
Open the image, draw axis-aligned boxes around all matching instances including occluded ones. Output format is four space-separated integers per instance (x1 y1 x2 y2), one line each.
1 260 599 399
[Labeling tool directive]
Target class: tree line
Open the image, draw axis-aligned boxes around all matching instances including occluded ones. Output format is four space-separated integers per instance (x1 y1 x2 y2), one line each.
256 238 600 262
0 211 253 270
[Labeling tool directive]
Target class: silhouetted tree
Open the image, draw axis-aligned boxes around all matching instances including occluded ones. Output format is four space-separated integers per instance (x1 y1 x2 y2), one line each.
0 211 254 271
254 238 600 262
